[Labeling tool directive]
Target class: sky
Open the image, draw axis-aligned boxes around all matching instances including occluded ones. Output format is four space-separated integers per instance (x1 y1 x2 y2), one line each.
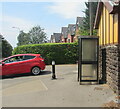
0 0 86 48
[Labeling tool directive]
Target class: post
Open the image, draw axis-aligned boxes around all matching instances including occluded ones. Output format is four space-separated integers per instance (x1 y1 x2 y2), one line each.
89 1 93 36
52 61 56 79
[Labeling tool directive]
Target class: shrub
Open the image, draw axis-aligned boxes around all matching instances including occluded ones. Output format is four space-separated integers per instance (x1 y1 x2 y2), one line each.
12 43 78 65
2 39 13 58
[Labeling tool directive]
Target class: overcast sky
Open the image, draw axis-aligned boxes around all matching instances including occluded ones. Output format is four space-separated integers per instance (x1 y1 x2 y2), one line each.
0 0 86 48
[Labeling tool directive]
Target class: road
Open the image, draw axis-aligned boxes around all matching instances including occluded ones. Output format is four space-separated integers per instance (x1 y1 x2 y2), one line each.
0 64 118 107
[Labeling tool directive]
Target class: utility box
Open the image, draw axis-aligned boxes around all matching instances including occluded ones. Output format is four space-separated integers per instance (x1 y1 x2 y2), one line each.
78 36 99 84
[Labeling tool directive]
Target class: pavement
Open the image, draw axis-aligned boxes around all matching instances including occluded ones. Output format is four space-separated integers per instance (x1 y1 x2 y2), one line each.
0 64 118 107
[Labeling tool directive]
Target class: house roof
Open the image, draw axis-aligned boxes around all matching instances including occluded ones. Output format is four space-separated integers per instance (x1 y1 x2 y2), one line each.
61 27 68 38
50 35 54 40
53 33 61 43
68 24 76 36
94 0 120 29
76 17 84 26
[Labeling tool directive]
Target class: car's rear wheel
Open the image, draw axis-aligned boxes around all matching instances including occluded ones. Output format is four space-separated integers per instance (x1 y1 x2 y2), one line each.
31 66 41 75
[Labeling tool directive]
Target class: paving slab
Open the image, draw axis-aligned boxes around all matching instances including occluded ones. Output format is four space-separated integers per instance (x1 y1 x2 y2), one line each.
1 64 118 107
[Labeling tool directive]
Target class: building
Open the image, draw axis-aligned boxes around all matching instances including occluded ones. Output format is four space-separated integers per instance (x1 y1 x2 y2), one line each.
51 17 83 43
94 0 120 94
50 35 54 43
67 24 76 43
75 17 84 41
61 27 68 43
50 33 61 43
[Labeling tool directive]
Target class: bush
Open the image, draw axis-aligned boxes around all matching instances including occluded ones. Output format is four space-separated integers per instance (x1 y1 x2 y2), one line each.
2 39 13 58
12 43 78 65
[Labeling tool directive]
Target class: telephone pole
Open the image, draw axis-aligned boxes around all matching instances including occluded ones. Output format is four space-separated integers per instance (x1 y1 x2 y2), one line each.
89 1 93 36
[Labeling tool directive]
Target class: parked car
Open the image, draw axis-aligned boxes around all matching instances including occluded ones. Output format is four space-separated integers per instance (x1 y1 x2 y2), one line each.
0 54 46 76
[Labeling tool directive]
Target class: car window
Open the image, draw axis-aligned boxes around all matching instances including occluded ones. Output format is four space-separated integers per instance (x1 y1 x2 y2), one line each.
3 57 18 63
23 55 35 60
15 56 24 61
3 55 35 63
3 56 24 63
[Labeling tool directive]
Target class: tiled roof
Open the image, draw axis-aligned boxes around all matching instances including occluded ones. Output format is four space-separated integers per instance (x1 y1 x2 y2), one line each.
68 24 76 36
76 17 84 26
50 35 55 43
53 33 61 43
61 27 68 38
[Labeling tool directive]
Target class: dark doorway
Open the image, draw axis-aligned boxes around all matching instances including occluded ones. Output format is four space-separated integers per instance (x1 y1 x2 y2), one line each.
101 48 106 84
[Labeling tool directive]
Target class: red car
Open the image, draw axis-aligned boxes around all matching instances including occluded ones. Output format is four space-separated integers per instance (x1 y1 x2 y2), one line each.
0 54 46 76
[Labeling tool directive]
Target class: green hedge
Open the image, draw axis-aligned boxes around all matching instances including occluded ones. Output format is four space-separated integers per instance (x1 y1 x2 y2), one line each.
12 43 78 65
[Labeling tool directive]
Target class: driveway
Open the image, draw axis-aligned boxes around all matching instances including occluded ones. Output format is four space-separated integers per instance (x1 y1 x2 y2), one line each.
0 64 118 107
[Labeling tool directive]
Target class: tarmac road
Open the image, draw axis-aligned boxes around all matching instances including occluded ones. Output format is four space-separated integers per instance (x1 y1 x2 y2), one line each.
0 64 118 107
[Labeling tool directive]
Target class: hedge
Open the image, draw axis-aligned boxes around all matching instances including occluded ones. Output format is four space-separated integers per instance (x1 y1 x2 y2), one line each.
12 43 78 65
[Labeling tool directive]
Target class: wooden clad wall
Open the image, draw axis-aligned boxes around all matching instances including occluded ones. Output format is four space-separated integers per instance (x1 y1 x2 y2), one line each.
119 6 120 44
106 8 109 44
109 14 114 44
103 6 105 45
114 14 118 43
98 5 119 45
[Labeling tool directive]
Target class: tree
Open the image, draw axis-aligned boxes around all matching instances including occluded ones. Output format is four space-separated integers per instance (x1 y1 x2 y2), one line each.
82 2 90 31
2 39 13 58
17 31 30 46
17 26 47 46
28 26 47 44
80 2 98 35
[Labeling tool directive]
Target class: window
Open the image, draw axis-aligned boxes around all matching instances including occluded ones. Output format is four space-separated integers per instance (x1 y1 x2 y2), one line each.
3 55 35 63
23 55 35 60
3 57 19 63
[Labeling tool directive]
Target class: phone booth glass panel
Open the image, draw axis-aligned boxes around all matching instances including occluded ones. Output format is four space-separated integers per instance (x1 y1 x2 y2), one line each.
81 64 97 80
82 39 97 61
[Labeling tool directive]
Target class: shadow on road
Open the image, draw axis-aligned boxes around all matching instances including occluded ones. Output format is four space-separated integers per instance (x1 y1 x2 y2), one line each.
40 71 51 75
0 70 51 80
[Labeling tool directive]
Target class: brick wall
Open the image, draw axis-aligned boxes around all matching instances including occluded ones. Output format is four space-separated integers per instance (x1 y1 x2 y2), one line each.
99 44 120 95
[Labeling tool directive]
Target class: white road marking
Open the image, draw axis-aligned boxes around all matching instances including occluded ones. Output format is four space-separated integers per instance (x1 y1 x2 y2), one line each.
39 79 48 90
1 79 48 96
